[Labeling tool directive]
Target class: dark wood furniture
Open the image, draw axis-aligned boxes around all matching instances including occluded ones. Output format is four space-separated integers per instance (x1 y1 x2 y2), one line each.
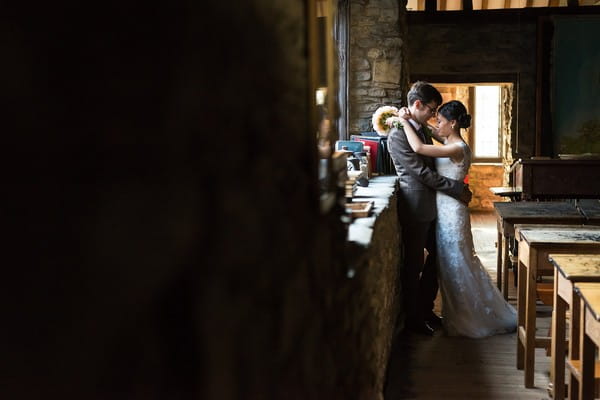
578 199 600 224
511 159 600 201
489 186 522 202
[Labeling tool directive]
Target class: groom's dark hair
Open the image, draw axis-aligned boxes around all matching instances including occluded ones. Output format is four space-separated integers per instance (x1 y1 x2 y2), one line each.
407 81 442 107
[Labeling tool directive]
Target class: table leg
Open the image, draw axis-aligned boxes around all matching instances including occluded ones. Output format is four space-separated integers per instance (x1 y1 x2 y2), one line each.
524 257 537 388
579 307 595 400
551 276 566 400
517 258 525 370
569 291 583 399
503 234 510 300
497 229 503 293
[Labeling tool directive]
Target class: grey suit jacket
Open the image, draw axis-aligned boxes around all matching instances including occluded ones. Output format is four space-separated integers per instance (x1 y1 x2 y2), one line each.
387 125 463 223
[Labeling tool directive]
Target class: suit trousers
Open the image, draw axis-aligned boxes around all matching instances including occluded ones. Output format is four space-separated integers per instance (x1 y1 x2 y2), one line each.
401 218 438 325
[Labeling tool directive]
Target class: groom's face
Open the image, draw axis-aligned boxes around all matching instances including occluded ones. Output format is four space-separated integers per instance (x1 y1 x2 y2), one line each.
414 100 439 125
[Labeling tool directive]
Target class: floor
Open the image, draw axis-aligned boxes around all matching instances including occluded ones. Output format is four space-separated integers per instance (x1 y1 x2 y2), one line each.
384 210 553 400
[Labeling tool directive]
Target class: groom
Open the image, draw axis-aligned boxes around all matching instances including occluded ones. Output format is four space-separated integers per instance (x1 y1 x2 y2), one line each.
388 81 472 335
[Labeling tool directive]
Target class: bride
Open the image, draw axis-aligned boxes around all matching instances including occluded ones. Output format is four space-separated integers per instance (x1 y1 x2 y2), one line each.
396 100 516 338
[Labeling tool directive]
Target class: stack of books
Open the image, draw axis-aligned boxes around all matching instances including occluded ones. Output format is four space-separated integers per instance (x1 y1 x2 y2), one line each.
345 170 366 199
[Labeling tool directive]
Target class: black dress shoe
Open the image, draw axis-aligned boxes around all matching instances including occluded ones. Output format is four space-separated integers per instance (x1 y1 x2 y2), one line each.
406 321 435 336
425 312 443 327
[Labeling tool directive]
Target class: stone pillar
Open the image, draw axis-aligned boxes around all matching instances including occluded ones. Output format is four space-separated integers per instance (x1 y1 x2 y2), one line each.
348 0 410 134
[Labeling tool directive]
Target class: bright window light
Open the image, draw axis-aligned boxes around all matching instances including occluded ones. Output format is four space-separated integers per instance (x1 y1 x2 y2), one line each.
474 86 500 159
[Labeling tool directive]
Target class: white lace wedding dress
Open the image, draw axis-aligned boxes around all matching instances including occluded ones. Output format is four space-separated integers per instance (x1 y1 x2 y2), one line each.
435 141 517 338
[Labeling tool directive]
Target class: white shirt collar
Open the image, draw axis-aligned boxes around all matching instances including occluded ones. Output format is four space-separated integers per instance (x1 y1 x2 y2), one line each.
408 119 421 131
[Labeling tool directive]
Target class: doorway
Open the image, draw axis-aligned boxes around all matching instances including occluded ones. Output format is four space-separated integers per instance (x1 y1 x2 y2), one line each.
432 82 514 210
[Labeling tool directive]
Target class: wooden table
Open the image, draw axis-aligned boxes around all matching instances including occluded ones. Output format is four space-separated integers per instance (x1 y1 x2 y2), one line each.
578 199 600 224
489 186 522 202
514 224 600 388
494 201 586 300
573 282 600 399
548 254 600 400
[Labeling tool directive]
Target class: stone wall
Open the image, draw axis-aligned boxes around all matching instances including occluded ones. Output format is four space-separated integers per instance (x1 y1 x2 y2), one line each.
407 12 538 159
349 0 410 134
469 164 505 210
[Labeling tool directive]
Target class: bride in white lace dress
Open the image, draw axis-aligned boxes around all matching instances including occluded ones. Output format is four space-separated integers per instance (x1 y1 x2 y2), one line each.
396 100 517 338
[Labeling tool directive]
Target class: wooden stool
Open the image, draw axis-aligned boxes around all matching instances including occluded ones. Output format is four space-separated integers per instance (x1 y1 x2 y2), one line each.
514 224 600 388
572 282 600 399
548 254 600 400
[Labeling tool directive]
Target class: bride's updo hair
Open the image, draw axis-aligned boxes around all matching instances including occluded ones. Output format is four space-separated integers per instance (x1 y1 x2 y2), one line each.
439 100 471 129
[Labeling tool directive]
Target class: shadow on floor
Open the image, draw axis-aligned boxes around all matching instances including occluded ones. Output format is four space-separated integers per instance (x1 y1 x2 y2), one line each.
383 327 548 400
384 329 497 399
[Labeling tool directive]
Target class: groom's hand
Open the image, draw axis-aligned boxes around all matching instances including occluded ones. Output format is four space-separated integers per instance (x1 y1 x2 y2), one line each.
460 184 473 205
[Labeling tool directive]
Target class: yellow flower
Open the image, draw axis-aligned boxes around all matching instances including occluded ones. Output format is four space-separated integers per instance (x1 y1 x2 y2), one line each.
372 106 399 136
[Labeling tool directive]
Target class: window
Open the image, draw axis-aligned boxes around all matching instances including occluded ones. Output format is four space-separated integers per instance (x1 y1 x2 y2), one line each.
473 85 501 161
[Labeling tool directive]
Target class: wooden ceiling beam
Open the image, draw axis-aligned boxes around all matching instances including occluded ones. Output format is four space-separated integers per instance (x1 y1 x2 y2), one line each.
418 0 596 12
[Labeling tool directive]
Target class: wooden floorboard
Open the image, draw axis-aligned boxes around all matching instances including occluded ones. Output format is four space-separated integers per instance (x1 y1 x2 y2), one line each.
384 210 552 400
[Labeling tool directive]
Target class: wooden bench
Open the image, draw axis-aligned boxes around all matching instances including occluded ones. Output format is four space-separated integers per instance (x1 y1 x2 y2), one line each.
514 224 600 388
548 254 600 400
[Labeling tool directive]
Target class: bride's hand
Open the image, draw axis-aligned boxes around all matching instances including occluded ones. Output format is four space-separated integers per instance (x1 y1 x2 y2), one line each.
399 107 411 120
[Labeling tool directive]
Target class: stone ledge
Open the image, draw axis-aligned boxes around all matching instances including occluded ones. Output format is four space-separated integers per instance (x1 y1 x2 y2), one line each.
341 174 401 399
346 175 398 247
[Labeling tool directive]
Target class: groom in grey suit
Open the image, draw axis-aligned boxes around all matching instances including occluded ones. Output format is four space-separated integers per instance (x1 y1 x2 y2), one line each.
388 81 471 335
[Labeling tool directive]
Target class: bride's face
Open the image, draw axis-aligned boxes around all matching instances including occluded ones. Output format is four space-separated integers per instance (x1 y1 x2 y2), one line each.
436 114 455 138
